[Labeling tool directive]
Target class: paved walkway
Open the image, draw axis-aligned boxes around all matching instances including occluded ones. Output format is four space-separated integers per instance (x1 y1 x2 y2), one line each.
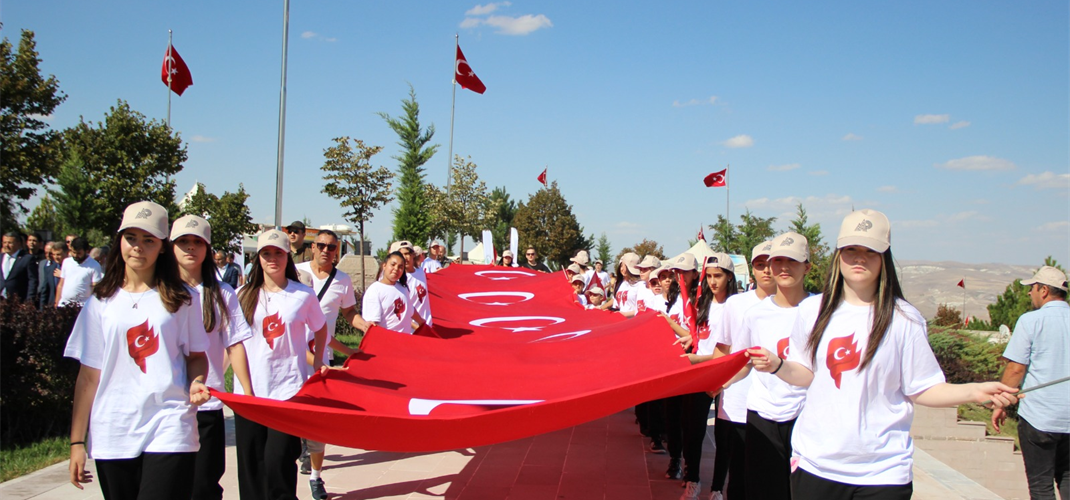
1 408 1003 500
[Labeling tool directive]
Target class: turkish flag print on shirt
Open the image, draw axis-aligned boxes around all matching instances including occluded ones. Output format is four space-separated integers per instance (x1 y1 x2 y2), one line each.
161 45 193 96
455 46 486 94
826 332 861 388
126 320 159 373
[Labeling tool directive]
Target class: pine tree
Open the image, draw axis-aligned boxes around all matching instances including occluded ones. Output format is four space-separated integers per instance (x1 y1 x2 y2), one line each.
378 85 438 246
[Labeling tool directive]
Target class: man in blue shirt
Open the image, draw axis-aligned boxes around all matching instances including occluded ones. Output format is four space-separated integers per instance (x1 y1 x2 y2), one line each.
993 265 1069 500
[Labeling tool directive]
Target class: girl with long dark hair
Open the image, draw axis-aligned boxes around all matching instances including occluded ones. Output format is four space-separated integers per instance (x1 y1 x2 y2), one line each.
233 229 328 500
170 215 255 500
659 253 700 485
362 251 425 333
751 210 1018 500
66 201 209 499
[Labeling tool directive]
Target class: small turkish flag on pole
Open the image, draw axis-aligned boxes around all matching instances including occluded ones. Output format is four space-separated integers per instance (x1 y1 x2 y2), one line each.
704 168 727 187
537 168 547 186
455 45 486 94
161 44 193 96
957 279 965 288
697 226 706 242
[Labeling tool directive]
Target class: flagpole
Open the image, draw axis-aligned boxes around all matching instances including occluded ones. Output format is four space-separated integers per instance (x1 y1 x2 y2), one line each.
167 30 173 128
446 34 458 255
726 164 730 223
962 279 967 327
272 0 291 229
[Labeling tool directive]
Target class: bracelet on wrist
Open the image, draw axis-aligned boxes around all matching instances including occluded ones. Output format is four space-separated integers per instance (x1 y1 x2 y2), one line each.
70 441 86 447
770 356 784 375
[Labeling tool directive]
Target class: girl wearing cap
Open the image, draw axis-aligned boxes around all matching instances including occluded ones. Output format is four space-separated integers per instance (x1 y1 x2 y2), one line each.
750 210 1018 500
608 252 644 316
363 251 426 334
570 274 588 306
634 266 674 455
170 215 255 500
658 253 701 485
66 201 210 499
234 228 328 500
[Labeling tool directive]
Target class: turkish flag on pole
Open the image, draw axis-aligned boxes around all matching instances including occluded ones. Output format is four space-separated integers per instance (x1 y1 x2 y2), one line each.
161 45 193 96
704 168 727 187
957 279 965 288
537 168 548 186
455 45 486 94
697 225 706 242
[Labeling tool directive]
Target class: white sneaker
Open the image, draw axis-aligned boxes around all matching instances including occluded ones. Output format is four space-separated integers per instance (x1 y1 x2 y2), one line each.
708 490 724 500
680 481 701 500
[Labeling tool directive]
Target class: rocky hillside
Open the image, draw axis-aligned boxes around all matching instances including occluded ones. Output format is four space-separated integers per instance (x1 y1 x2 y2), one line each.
896 260 1040 324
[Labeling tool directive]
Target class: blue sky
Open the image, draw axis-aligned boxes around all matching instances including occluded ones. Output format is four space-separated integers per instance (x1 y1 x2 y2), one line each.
4 1 1068 266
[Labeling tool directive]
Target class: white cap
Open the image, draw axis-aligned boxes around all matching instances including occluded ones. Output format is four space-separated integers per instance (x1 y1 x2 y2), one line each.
588 286 605 296
119 201 169 239
668 252 698 272
619 252 641 275
838 209 891 253
502 250 514 258
704 252 733 272
570 250 590 266
389 240 414 253
769 231 810 263
638 255 661 269
413 245 424 255
751 240 773 262
170 214 211 244
1022 266 1068 292
566 263 583 275
570 274 585 284
257 229 289 253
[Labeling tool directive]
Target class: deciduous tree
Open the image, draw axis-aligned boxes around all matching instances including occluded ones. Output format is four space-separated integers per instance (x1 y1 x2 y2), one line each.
709 210 776 257
179 183 257 255
988 257 1068 330
512 181 585 268
618 239 665 262
378 85 437 246
489 186 517 251
425 156 498 257
320 137 395 288
789 203 831 293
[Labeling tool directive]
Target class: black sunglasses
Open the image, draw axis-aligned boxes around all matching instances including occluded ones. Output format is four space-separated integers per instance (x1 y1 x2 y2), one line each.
314 242 338 252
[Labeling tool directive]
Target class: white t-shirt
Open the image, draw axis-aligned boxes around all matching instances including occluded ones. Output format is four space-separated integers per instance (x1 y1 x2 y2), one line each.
666 296 686 329
788 296 945 486
234 280 327 401
195 283 254 412
421 258 442 274
740 296 808 422
362 281 416 334
63 288 208 459
695 301 726 356
614 279 645 314
407 268 433 326
296 262 357 363
713 290 763 423
58 256 103 305
635 285 660 313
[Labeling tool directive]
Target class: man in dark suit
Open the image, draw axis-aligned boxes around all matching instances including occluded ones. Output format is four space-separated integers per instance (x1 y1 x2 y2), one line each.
38 242 65 308
213 250 241 289
1 231 38 303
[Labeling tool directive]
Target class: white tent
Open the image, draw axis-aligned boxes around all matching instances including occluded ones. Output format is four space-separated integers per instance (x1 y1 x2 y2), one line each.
466 242 485 264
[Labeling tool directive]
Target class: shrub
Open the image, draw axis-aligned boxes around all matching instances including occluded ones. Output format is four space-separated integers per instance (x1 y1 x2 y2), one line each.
0 298 82 447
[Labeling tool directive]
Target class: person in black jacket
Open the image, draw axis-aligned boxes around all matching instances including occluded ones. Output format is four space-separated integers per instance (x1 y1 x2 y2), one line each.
213 251 241 288
1 231 38 303
38 242 65 308
517 246 551 273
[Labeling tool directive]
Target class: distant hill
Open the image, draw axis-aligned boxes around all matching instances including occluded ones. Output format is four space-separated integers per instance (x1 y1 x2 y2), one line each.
895 260 1039 324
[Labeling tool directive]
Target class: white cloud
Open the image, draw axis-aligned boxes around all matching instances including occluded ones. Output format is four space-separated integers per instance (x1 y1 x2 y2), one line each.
300 31 337 42
898 211 986 230
841 133 863 141
672 96 718 108
1036 221 1070 232
301 31 317 39
877 185 897 193
935 155 1017 171
808 170 829 176
767 163 800 172
190 135 216 143
914 114 949 125
949 120 971 130
1018 171 1070 190
946 211 979 223
27 113 54 122
482 14 552 35
459 17 482 28
722 135 754 148
743 194 854 210
466 2 511 15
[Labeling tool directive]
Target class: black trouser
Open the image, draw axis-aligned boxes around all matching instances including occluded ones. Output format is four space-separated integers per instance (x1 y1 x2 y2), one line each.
790 467 912 500
636 399 665 440
711 419 747 498
745 410 796 500
192 409 226 500
235 413 302 500
680 391 714 482
664 395 684 460
1019 417 1070 500
95 452 196 500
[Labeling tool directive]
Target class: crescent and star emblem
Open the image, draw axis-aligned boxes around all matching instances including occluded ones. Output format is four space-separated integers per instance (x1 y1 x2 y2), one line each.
458 291 536 306
469 316 566 332
834 347 849 360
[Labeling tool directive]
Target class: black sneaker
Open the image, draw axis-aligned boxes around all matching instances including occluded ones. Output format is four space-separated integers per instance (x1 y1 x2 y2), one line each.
666 458 682 480
310 478 328 500
299 455 311 475
649 439 667 454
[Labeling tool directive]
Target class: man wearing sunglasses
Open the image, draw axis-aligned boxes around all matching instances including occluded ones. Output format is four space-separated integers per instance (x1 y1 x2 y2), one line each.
293 230 368 499
519 246 551 273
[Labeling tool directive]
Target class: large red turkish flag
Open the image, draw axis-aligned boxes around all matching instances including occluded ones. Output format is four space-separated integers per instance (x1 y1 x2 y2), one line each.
161 45 193 96
214 265 747 452
455 45 486 94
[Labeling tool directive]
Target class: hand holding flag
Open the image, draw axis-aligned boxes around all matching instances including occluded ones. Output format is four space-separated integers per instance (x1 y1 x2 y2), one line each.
161 45 193 96
704 168 727 188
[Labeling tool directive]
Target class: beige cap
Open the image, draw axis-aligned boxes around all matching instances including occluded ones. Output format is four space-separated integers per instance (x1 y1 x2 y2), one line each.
502 250 514 258
588 286 605 296
570 250 590 266
388 240 414 253
570 274 585 284
705 252 734 272
119 201 169 239
838 209 891 253
769 231 810 262
257 229 289 254
430 240 444 249
413 245 424 255
668 252 698 272
566 263 584 275
652 266 673 279
751 240 774 262
170 214 211 244
1022 266 1068 292
619 252 641 275
638 255 661 269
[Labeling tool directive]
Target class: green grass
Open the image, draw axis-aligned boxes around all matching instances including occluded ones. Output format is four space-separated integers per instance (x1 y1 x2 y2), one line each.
958 403 1020 449
0 436 71 483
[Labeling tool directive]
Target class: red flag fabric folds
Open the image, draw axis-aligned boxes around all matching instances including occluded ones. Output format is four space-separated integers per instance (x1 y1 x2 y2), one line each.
161 45 193 96
214 265 747 452
704 169 727 187
537 168 548 186
455 46 486 94
957 279 965 288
